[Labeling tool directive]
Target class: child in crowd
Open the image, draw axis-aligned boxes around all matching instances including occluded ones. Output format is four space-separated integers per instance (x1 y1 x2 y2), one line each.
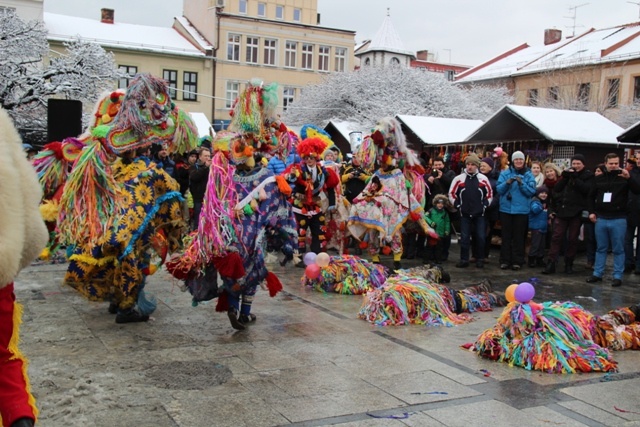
528 185 549 267
424 194 451 264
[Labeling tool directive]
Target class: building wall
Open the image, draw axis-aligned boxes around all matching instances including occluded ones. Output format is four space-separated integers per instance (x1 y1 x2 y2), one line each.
48 40 214 121
182 0 355 122
358 51 411 67
1 0 42 21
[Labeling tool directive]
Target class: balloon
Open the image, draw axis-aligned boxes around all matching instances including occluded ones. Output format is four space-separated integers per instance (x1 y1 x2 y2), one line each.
315 252 330 267
303 252 317 266
305 264 320 280
514 282 535 303
505 284 518 303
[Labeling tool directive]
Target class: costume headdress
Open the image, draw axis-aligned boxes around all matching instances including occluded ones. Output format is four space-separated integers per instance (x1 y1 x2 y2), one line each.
297 136 328 159
369 117 419 167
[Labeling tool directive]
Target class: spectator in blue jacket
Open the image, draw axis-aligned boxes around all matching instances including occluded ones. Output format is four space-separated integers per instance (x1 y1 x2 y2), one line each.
528 185 549 267
496 151 536 270
267 149 302 176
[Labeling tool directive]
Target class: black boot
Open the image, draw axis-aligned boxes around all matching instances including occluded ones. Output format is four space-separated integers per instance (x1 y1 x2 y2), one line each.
528 257 536 268
115 308 149 324
393 261 403 270
227 307 245 330
542 260 556 274
564 259 574 274
11 418 34 427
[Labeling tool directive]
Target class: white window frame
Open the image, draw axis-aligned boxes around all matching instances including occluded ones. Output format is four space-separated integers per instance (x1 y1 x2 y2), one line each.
246 36 259 64
318 45 330 71
263 38 277 66
258 2 266 17
227 34 241 62
283 87 295 111
302 44 313 70
118 65 137 89
275 5 284 19
334 47 346 72
239 0 247 14
285 41 297 68
226 81 239 108
293 8 301 21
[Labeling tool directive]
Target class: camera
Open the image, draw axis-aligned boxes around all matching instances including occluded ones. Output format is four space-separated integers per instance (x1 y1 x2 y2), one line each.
431 169 439 178
612 169 622 175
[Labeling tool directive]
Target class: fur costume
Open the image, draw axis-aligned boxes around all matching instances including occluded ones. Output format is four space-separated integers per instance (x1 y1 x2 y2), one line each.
0 107 48 427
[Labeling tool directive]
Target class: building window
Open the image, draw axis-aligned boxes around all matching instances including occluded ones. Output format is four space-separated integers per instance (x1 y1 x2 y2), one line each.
285 41 297 68
634 77 640 104
528 89 538 106
226 81 239 108
364 57 371 66
390 57 400 65
275 5 283 19
578 83 590 107
227 34 240 61
334 47 346 72
163 69 178 99
548 86 559 103
239 0 247 14
283 87 295 111
607 78 620 108
293 8 301 21
258 2 266 17
118 65 137 89
302 44 313 70
263 38 277 66
318 46 330 71
246 37 259 64
183 72 197 101
444 70 455 81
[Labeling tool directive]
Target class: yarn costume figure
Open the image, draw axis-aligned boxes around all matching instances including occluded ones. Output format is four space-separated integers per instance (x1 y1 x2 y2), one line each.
58 74 197 323
348 117 429 270
167 80 297 330
0 108 49 427
285 137 340 260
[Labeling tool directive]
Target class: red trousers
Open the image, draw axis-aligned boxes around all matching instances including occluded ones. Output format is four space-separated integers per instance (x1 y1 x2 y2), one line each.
0 283 37 427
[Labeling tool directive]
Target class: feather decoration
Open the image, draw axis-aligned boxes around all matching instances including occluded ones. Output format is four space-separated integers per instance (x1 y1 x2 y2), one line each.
170 108 199 154
301 255 389 294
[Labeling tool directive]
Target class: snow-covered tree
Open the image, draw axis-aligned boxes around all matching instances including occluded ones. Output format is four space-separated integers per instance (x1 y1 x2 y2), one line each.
0 9 122 142
282 65 513 127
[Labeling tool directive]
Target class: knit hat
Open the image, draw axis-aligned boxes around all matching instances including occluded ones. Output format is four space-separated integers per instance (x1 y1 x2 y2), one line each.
570 154 586 164
536 185 549 195
481 157 494 169
511 151 525 161
465 153 481 167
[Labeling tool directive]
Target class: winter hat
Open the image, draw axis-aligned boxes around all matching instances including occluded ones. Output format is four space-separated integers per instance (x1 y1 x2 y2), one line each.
570 153 586 165
536 185 549 196
465 153 481 167
481 157 494 169
511 151 525 161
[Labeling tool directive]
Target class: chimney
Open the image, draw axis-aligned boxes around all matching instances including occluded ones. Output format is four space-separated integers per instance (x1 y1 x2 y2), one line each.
416 50 429 61
101 8 114 24
544 29 562 45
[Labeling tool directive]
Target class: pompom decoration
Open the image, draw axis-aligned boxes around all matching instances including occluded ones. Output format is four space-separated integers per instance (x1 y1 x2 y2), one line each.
494 146 503 156
470 301 618 373
301 254 389 294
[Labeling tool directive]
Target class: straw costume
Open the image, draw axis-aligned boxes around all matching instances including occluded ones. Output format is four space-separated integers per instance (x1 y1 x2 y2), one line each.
0 107 49 427
167 80 297 330
58 74 197 323
347 117 429 270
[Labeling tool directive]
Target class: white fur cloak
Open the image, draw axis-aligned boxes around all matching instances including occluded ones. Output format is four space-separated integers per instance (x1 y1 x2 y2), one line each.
0 107 48 287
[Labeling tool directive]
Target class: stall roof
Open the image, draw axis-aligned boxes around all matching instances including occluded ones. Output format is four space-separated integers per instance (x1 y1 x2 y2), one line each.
397 115 483 145
465 104 624 145
618 120 640 143
325 120 367 141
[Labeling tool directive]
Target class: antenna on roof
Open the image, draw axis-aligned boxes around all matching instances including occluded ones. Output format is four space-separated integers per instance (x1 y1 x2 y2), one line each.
564 3 588 37
628 1 640 19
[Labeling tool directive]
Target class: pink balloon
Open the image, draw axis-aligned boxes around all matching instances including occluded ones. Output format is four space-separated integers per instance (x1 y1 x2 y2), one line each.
305 264 321 280
514 282 535 303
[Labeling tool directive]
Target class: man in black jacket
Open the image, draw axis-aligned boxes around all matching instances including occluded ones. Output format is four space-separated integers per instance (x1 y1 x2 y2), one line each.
188 147 211 230
586 153 640 287
543 154 593 274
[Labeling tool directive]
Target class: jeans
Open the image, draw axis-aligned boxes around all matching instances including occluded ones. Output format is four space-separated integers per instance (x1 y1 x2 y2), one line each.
593 217 627 280
460 216 486 262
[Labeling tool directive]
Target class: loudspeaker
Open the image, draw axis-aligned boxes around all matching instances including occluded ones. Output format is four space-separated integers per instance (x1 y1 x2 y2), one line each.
47 99 83 142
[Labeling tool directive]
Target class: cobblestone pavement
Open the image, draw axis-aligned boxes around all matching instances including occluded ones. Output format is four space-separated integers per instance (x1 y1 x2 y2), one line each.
14 254 640 427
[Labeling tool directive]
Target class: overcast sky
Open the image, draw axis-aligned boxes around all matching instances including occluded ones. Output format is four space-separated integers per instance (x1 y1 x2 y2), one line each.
46 0 638 66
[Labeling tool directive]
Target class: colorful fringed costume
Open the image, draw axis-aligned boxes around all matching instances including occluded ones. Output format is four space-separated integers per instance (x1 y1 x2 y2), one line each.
358 273 505 327
302 255 389 294
0 107 49 427
347 118 428 269
469 302 640 373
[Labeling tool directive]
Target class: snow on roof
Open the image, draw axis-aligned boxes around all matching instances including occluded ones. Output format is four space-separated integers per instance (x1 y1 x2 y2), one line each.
358 14 413 57
326 120 367 141
174 16 213 51
44 12 205 58
189 112 215 138
396 115 483 145
467 104 623 145
457 22 640 83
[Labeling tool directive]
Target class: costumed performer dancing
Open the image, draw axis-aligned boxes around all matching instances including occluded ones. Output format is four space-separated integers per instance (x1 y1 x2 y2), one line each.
348 117 429 270
0 107 49 427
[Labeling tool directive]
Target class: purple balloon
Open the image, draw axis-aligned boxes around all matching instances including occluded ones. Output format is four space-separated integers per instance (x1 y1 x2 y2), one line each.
514 282 535 303
303 252 317 266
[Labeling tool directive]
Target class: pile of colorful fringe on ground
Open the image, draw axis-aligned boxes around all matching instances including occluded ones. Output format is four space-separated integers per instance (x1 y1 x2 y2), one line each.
300 254 640 374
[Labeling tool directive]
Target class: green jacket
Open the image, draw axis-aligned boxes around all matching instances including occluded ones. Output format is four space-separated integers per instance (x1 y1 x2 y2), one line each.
425 208 450 237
